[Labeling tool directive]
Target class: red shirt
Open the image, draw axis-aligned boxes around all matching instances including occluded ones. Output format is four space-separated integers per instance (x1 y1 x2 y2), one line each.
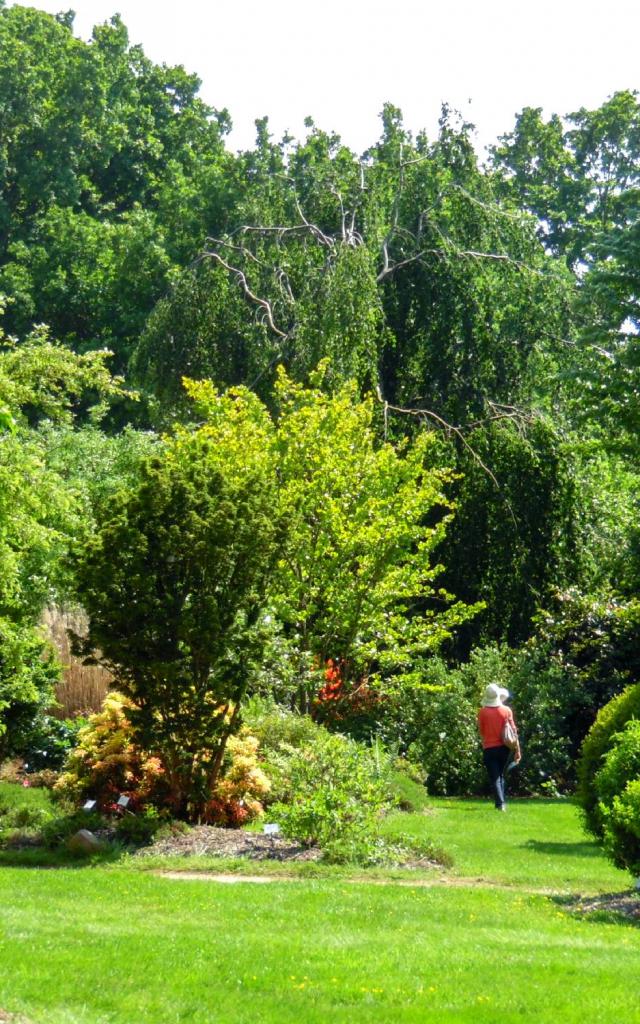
477 705 516 749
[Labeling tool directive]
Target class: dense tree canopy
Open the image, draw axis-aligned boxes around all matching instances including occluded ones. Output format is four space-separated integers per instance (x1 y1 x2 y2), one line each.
0 4 639 801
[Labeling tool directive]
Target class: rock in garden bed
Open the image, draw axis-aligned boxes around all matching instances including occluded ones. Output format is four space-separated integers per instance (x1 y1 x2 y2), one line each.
137 825 322 862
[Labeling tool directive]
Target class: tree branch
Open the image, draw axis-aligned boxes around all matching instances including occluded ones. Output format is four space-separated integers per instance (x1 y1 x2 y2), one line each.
199 250 288 338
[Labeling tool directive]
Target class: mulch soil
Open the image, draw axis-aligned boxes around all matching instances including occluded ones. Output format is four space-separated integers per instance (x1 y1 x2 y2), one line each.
137 825 323 862
559 890 640 924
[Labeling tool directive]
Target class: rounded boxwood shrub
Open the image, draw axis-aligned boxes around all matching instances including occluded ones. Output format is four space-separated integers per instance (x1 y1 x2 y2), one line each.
601 779 640 876
594 720 640 874
576 683 640 837
594 720 640 810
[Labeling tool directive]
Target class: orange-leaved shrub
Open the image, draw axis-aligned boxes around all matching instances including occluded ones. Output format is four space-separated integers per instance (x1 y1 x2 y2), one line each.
202 732 271 826
54 692 170 813
55 692 269 825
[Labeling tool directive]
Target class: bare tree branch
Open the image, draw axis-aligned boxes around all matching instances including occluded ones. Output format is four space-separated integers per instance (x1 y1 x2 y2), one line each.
376 389 519 526
199 250 288 338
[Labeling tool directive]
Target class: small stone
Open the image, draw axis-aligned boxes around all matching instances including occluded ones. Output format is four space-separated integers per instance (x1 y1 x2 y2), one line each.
67 829 103 854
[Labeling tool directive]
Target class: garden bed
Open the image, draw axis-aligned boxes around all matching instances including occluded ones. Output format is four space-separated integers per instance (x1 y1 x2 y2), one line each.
137 825 323 862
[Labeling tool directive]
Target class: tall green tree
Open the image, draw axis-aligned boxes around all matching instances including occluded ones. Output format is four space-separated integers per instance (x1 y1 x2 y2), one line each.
0 5 232 367
0 320 130 757
71 389 282 817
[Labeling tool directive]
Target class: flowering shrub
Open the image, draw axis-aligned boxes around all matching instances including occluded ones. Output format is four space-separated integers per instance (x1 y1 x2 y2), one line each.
315 659 343 703
313 660 386 740
54 692 171 813
55 692 269 827
202 732 270 826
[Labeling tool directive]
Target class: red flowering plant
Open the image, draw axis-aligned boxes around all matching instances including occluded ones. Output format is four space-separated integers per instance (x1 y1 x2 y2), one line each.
313 659 387 740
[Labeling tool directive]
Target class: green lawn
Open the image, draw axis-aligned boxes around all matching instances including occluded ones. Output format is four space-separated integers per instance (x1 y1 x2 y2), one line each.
0 795 638 1024
383 796 630 891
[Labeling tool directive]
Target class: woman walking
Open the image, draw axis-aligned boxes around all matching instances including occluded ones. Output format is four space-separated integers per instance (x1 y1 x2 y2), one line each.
477 683 520 811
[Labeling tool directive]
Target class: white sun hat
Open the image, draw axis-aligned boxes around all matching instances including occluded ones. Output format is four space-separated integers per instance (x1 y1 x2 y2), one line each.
482 683 503 707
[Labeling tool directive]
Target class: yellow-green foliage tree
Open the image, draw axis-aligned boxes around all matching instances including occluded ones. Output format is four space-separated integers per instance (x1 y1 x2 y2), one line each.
188 366 477 709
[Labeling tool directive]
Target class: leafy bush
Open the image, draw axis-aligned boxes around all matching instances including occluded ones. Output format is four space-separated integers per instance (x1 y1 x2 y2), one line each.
19 715 85 772
404 679 484 796
115 807 164 846
390 767 431 813
241 696 334 805
0 804 52 830
523 594 640 755
269 732 394 862
25 768 60 789
601 780 640 876
40 809 106 849
0 622 61 763
202 732 271 827
506 649 581 793
594 720 640 809
0 780 56 847
593 721 640 874
242 696 323 758
577 683 640 837
54 692 172 813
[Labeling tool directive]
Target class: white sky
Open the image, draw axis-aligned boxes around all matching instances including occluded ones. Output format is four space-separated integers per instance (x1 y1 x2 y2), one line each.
12 0 640 156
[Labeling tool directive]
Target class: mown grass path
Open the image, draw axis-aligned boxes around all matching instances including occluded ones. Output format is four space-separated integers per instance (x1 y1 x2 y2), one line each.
383 796 631 892
0 799 638 1024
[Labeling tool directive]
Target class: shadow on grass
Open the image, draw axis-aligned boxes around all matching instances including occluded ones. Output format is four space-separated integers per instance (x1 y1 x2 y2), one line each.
432 798 568 810
522 839 604 859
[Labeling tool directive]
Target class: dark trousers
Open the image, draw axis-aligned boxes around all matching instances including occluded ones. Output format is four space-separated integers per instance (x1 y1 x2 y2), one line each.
483 745 510 808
